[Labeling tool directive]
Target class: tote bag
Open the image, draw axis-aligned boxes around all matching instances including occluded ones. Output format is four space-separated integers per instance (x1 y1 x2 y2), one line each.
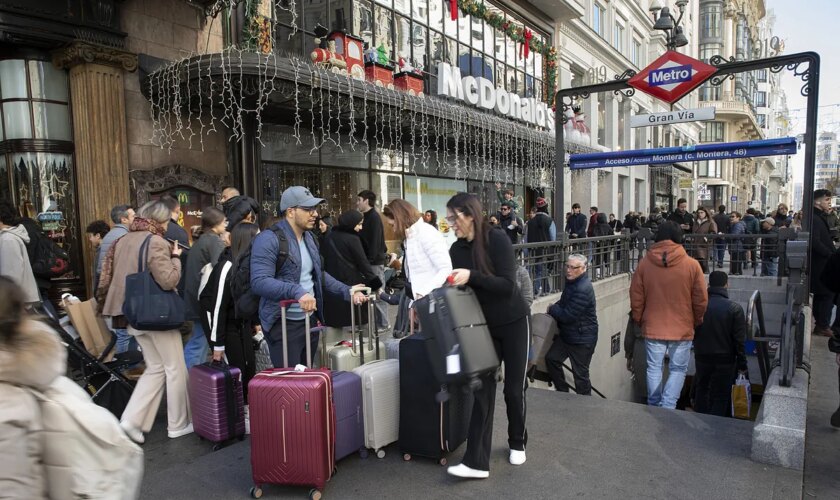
123 234 185 331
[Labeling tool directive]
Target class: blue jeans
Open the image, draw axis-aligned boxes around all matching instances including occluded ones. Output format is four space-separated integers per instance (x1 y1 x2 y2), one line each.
761 257 778 277
113 328 138 354
645 339 692 409
266 318 321 368
714 239 726 267
184 322 210 370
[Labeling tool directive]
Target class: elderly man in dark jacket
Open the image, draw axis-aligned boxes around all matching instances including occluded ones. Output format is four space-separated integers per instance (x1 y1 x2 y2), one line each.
693 271 747 416
545 254 598 395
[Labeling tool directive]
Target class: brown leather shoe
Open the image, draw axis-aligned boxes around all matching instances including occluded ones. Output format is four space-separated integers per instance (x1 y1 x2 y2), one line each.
813 326 834 337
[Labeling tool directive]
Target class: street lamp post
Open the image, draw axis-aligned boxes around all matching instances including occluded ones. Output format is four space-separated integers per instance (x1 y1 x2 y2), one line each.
649 0 690 51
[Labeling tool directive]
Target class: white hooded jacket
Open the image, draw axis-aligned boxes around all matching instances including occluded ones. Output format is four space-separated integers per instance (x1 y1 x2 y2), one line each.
0 224 40 303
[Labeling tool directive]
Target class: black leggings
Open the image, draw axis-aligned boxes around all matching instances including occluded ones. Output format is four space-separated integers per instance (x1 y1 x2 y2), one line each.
224 320 257 403
461 315 530 471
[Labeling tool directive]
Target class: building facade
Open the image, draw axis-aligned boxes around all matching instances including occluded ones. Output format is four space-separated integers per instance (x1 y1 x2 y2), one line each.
556 0 702 219
815 131 839 192
695 0 767 214
0 0 571 295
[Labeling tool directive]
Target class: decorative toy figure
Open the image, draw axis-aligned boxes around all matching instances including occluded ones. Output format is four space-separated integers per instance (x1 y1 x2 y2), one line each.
328 31 365 80
310 37 347 73
563 106 579 142
572 105 591 144
394 55 424 96
364 43 395 89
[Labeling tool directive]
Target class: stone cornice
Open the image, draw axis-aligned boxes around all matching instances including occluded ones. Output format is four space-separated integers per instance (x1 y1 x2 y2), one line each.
52 41 138 72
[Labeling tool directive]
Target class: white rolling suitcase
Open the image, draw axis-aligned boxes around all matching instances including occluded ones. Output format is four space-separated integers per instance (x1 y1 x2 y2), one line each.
352 359 399 458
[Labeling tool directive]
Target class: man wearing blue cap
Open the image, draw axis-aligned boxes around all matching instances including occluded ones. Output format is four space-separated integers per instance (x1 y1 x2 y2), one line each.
250 186 368 367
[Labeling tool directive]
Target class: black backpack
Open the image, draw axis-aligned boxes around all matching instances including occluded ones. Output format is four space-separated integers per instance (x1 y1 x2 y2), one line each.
230 226 288 321
20 218 70 279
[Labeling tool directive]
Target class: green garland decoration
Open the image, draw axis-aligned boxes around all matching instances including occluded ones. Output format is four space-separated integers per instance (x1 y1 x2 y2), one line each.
457 0 558 106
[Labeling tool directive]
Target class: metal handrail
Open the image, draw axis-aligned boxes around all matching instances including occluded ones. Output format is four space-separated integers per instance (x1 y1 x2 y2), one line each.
747 290 774 386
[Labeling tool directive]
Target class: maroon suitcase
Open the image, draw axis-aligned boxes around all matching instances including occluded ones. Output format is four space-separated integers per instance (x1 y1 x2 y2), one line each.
188 361 246 449
332 370 366 461
248 302 335 499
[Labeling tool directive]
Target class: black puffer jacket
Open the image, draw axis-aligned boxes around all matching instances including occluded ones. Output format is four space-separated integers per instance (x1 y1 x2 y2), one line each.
222 195 260 231
810 209 837 295
321 225 382 328
693 287 747 370
548 273 598 345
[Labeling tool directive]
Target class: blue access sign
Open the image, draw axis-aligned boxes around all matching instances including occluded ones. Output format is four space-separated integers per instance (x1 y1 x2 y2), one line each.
569 137 797 170
627 51 717 104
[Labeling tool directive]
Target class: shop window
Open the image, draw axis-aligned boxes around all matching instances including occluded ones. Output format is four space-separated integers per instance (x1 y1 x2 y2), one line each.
0 57 80 282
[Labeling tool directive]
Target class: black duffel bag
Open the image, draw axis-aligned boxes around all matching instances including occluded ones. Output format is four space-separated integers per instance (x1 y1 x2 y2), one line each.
123 235 185 331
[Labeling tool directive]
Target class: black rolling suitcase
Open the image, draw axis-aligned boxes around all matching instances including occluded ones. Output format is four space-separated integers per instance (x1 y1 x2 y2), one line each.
414 285 499 391
398 335 472 465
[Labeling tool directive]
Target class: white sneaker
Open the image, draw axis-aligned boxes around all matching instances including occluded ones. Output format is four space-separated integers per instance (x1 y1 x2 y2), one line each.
244 405 251 435
446 463 489 479
120 421 144 444
509 449 526 466
167 423 194 439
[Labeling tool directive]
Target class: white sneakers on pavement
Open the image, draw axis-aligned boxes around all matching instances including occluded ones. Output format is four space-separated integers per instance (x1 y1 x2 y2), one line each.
509 449 527 465
167 423 194 439
120 421 144 444
446 464 489 479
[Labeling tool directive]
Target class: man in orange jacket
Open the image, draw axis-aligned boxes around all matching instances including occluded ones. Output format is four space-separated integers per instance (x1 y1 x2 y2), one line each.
630 221 708 409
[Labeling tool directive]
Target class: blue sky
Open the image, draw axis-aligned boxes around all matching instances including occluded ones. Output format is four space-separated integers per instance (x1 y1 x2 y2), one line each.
769 0 839 133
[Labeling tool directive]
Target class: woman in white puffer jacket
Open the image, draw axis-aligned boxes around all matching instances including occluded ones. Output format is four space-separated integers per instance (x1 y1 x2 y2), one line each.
0 276 143 499
382 199 453 300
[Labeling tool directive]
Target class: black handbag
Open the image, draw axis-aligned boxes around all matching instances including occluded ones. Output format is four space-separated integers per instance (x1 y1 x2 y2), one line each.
123 234 186 331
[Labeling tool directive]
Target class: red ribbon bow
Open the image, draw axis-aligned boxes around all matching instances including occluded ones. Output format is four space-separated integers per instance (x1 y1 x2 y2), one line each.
450 0 458 21
520 28 533 60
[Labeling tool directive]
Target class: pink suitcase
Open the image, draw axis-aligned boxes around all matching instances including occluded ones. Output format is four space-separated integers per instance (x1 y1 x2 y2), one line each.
188 361 246 449
248 302 335 499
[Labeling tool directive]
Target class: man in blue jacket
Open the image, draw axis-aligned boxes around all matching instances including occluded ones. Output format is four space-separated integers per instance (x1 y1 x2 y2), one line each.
545 254 599 395
565 203 587 239
251 186 367 367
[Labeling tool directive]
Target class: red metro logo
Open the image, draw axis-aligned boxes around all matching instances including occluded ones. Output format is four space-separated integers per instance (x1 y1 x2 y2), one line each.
627 51 718 105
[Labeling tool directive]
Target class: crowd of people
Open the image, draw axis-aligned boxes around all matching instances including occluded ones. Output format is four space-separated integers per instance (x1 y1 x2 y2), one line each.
2 182 839 495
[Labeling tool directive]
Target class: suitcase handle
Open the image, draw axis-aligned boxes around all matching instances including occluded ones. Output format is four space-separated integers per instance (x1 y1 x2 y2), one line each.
279 300 313 369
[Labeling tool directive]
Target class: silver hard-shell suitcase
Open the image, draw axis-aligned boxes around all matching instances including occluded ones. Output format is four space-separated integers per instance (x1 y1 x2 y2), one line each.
327 289 383 370
352 359 399 458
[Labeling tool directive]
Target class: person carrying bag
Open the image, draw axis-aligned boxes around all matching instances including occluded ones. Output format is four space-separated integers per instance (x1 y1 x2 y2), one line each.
97 200 193 444
123 234 186 331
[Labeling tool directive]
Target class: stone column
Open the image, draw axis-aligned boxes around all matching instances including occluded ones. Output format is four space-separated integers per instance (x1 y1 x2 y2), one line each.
53 42 138 298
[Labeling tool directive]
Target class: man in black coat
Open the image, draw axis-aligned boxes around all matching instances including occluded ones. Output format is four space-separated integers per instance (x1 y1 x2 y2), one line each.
497 201 523 244
357 190 389 331
565 203 588 239
759 217 779 277
693 271 747 416
545 254 598 395
668 198 695 234
811 189 838 337
713 205 730 269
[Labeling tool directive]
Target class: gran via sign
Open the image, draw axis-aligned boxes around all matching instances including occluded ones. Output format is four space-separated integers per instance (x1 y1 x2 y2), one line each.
436 62 555 131
630 107 715 127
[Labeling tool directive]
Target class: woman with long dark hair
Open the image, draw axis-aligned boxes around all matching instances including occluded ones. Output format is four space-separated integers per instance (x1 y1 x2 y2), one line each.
199 222 261 411
444 192 530 479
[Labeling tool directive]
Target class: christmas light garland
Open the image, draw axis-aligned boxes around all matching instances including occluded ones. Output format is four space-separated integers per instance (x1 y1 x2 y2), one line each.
454 0 558 105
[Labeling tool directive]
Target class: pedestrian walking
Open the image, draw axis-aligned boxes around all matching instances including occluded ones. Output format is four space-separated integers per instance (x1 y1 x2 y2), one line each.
85 220 110 290
811 189 837 337
0 199 40 305
691 206 717 273
759 217 779 277
97 200 191 443
668 198 695 234
545 254 598 395
728 211 746 275
525 197 556 296
357 190 389 333
630 221 708 409
693 271 747 416
565 203 587 239
713 205 730 269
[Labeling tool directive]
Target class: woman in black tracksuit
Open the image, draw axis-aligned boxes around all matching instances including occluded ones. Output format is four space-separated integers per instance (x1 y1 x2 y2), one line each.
445 192 530 478
199 222 260 401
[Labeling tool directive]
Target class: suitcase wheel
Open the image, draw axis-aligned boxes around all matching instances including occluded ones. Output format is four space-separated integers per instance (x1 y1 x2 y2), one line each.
309 488 322 500
249 486 263 499
403 453 411 461
439 457 448 466
376 448 386 459
212 443 222 452
359 448 369 459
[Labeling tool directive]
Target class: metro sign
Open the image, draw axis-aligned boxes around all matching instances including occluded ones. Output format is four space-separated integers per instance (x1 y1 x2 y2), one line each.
627 51 717 105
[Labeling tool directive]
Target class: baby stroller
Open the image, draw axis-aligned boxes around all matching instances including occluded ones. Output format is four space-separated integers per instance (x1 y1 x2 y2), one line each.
38 304 139 419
